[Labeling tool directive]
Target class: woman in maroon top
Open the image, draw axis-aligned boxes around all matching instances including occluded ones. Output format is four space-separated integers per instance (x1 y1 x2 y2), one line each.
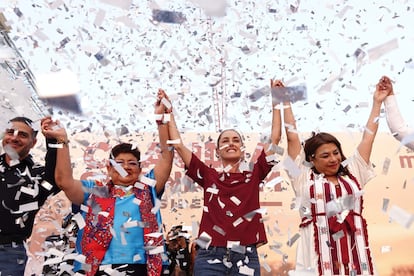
166 81 284 275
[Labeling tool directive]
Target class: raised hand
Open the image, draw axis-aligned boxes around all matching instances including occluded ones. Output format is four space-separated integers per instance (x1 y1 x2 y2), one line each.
155 88 172 114
270 79 285 88
41 116 67 141
375 76 393 103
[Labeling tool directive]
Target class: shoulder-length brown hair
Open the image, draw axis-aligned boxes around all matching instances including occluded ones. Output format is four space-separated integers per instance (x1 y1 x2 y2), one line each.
304 132 350 176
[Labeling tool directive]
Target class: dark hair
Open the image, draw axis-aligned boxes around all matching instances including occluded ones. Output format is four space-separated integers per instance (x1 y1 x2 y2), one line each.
109 143 141 163
9 116 38 137
304 132 349 175
167 225 188 241
216 129 243 147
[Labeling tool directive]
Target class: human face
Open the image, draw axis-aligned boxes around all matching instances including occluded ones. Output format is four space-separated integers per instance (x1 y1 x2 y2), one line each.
217 130 243 163
168 236 186 251
107 152 141 186
310 143 341 177
2 122 37 161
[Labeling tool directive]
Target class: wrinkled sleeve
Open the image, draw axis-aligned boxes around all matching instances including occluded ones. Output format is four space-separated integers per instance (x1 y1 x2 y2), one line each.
44 138 60 194
384 95 414 150
81 179 95 204
290 150 308 196
347 150 376 188
254 149 276 181
185 153 208 188
145 169 164 199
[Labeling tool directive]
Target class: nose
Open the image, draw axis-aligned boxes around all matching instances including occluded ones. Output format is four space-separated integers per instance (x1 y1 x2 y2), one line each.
327 154 337 162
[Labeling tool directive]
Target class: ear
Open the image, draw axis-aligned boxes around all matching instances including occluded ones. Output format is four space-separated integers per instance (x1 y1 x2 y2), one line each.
31 137 37 148
310 158 316 167
106 160 112 172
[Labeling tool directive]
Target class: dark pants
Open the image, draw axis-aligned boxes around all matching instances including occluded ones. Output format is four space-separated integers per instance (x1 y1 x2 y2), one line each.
193 246 260 276
79 264 170 275
0 243 27 276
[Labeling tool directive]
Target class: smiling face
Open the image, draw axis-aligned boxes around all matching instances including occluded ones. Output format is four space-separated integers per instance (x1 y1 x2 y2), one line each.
2 121 37 162
310 143 342 177
216 129 244 164
107 152 142 186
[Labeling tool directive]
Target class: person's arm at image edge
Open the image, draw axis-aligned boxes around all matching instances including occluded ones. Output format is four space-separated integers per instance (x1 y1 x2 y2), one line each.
384 92 414 150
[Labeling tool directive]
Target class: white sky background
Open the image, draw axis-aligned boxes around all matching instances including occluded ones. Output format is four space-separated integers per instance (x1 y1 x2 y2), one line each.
0 0 413 138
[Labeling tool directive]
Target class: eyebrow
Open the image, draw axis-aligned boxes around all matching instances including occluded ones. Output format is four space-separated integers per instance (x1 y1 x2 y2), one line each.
221 136 240 140
318 150 339 155
118 157 139 161
6 128 30 135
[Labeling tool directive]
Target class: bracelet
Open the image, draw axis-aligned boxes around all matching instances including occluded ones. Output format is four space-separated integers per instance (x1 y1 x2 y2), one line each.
273 103 291 110
56 138 70 145
47 138 69 149
155 114 165 126
155 113 171 125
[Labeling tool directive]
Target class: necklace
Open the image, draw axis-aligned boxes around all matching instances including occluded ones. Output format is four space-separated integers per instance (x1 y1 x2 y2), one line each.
112 184 133 197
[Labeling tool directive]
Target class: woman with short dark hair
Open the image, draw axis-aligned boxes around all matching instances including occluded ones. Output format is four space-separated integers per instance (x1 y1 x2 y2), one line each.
41 90 174 276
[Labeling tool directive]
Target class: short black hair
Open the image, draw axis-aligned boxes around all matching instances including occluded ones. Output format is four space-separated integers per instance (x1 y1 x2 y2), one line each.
8 116 38 137
109 143 141 163
167 225 188 241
